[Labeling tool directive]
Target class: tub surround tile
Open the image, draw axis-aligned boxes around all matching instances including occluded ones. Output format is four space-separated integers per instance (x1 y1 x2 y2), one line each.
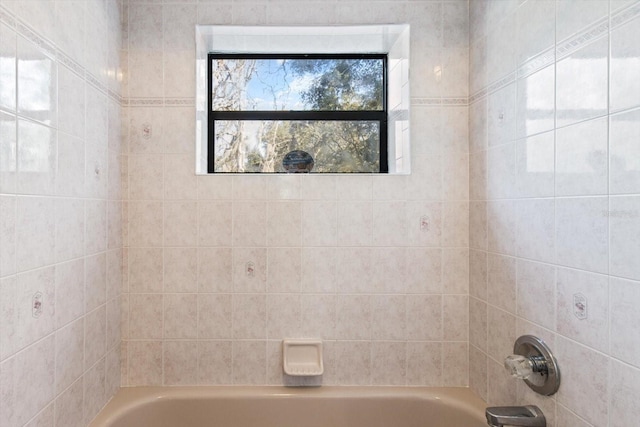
487 200 517 256
54 259 85 329
197 201 232 247
232 294 266 340
516 259 556 330
232 248 266 293
515 131 555 198
54 318 84 394
0 276 17 360
14 267 56 351
443 342 469 387
487 253 516 313
128 248 163 294
371 341 407 385
556 268 609 353
556 37 609 128
487 84 516 148
163 248 198 293
83 358 107 426
469 298 488 352
471 0 640 420
610 360 640 427
469 201 487 250
556 197 609 274
127 341 162 386
515 382 557 427
610 15 640 113
16 197 55 272
0 196 16 278
556 0 608 43
164 341 198 386
443 295 469 341
232 341 267 385
163 294 198 339
469 250 488 301
610 276 640 368
556 337 609 427
406 342 442 386
84 306 107 370
333 341 372 386
197 248 232 293
442 248 469 294
516 198 555 264
127 154 163 200
486 11 516 84
85 253 107 313
556 117 608 196
516 0 555 66
487 142 517 200
486 306 516 363
198 341 233 385
487 358 518 407
54 379 84 427
266 294 301 339
266 248 301 293
102 0 640 407
469 345 488 401
609 196 640 280
267 201 302 247
610 109 640 194
129 294 163 340
163 201 198 247
516 65 555 138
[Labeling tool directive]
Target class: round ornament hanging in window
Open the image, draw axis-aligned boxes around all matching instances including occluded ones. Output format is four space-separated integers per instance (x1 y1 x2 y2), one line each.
282 150 314 173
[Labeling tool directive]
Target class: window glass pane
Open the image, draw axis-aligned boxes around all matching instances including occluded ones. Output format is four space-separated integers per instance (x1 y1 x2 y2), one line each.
214 120 380 173
211 57 384 112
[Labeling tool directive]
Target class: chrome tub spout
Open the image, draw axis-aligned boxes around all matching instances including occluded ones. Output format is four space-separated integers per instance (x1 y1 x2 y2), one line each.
485 405 546 427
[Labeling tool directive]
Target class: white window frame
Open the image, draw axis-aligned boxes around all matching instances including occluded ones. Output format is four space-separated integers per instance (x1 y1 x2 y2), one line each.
195 24 411 174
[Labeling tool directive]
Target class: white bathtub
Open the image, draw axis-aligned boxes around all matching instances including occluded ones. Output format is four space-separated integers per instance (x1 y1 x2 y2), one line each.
88 386 487 427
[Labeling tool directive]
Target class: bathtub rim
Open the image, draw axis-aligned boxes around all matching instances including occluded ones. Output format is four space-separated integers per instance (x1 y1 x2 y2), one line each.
88 386 487 427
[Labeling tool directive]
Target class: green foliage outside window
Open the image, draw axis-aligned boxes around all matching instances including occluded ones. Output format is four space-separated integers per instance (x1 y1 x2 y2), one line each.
209 55 387 173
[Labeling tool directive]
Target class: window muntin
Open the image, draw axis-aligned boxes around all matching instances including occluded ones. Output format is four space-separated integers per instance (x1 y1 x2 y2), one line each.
208 53 387 173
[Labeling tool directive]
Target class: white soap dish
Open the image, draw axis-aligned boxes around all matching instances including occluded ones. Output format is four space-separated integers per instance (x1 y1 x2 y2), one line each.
282 339 323 376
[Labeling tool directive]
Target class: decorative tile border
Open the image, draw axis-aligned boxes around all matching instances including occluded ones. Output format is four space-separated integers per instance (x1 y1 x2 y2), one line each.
412 97 469 106
0 5 16 29
109 90 126 106
0 4 123 106
611 0 640 29
486 72 516 96
468 88 487 105
127 98 164 107
165 98 196 106
16 22 56 59
6 0 640 111
518 46 555 78
126 98 196 107
556 18 609 62
470 0 640 105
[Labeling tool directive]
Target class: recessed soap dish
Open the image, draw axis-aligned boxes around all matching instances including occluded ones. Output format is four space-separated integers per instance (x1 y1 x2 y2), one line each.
282 339 323 376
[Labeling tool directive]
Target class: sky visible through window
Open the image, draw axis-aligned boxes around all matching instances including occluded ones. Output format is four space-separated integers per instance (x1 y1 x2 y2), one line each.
212 57 384 112
210 55 386 172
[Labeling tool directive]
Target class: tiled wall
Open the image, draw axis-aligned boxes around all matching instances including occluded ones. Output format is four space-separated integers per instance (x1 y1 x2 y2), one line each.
469 0 640 426
0 1 123 426
4 0 640 424
121 0 470 387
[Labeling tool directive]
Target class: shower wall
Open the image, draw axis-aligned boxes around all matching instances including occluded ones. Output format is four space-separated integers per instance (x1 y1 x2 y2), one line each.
0 1 124 426
121 0 470 387
469 0 640 426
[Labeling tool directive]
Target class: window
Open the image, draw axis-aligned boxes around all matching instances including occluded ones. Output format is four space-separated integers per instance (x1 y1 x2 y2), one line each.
208 54 388 173
195 25 410 174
